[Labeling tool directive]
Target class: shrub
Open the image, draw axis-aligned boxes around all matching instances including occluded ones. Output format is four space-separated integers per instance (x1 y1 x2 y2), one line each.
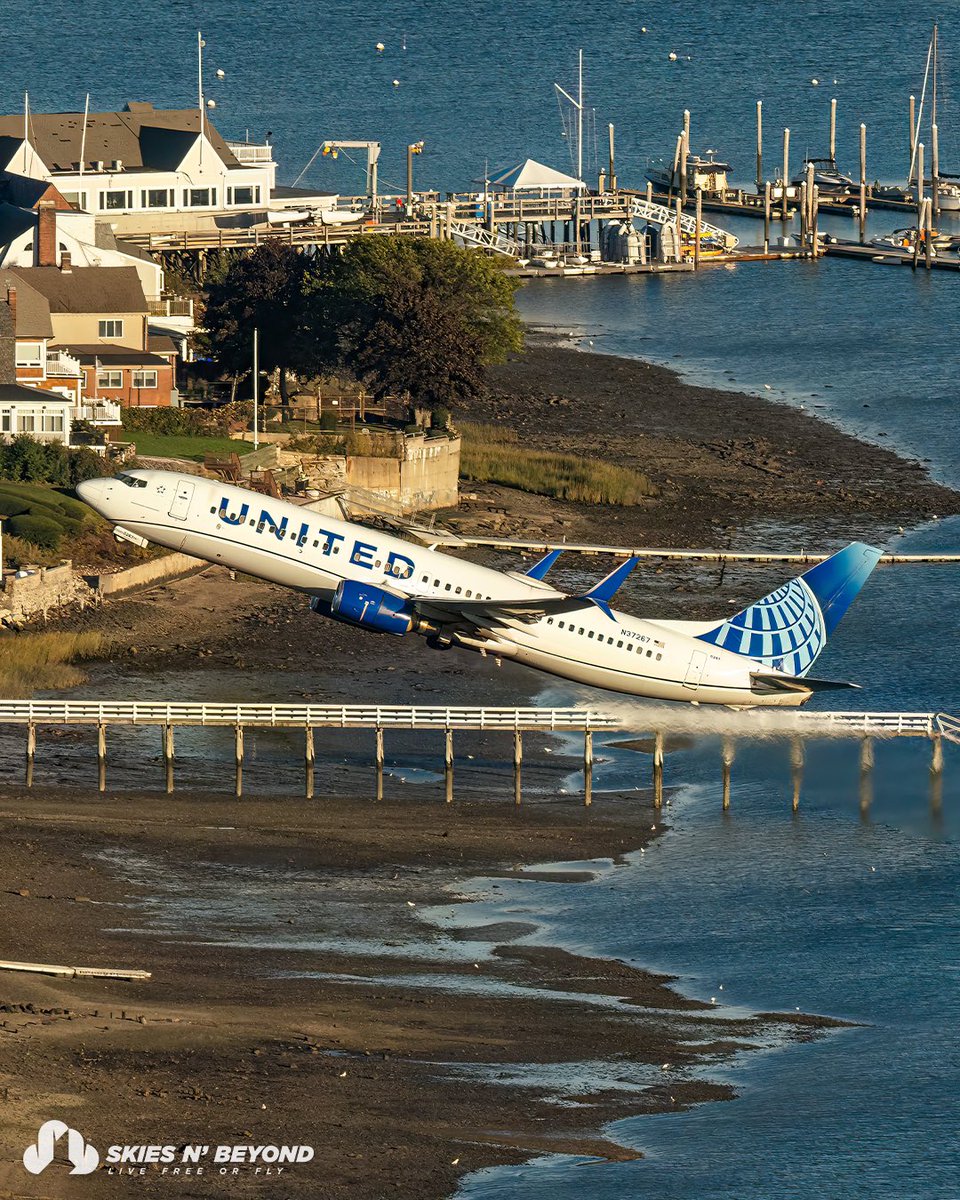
7 513 63 549
319 411 339 431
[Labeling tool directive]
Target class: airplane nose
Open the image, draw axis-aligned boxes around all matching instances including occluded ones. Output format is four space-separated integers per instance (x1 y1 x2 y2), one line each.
76 477 111 514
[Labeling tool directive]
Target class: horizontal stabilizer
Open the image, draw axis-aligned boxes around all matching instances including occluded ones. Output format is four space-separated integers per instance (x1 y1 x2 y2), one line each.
525 549 564 580
751 671 861 694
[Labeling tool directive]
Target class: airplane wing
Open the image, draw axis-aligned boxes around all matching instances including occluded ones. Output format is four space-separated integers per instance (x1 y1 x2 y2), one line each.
409 594 586 624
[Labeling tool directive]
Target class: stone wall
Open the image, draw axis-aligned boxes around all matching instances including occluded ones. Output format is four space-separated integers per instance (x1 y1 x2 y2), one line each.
0 560 91 623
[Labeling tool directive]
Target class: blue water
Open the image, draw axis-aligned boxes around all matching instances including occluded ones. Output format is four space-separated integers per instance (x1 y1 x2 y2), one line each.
5 3 960 1195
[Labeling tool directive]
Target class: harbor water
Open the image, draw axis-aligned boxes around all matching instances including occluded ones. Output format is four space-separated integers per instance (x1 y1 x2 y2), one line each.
5 2 960 1195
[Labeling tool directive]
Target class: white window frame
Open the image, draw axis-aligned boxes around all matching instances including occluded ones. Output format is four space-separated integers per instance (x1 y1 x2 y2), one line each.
132 370 158 389
229 185 258 206
98 319 124 339
41 413 64 433
15 341 43 367
185 187 217 207
16 413 36 432
1 412 10 432
100 189 131 211
97 370 124 389
142 187 172 209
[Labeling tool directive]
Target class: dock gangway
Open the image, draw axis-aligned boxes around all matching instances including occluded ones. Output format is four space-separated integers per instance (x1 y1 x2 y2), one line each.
630 198 739 250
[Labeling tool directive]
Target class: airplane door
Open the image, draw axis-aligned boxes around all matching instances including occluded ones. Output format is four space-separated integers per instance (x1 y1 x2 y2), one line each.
683 650 707 690
168 479 195 521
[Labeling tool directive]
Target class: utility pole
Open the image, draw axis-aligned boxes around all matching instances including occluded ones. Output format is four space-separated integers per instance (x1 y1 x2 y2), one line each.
252 327 259 450
197 30 206 167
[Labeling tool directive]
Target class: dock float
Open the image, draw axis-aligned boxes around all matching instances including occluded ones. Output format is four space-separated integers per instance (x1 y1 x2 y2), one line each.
0 702 956 811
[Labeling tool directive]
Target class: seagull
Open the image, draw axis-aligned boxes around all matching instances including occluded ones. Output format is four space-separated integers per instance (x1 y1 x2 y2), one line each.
668 51 678 61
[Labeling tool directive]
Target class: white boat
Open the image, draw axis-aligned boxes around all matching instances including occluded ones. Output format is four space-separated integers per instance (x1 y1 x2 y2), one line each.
645 150 731 195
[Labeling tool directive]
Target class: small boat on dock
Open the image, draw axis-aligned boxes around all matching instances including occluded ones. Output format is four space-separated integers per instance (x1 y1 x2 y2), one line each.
645 150 731 196
790 157 856 196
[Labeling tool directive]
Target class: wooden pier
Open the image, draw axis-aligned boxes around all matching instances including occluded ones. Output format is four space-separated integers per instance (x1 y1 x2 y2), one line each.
1 701 956 811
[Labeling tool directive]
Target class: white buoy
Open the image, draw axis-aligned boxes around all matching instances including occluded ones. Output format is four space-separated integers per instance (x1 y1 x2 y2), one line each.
206 99 216 109
392 78 400 87
376 42 385 52
641 25 648 32
811 77 820 85
216 68 225 79
668 50 678 61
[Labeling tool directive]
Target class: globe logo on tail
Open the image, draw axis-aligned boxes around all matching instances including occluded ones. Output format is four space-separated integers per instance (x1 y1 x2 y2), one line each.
23 1121 99 1175
699 577 826 676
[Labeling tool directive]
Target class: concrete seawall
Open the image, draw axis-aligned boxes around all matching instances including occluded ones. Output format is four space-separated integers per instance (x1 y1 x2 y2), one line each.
90 552 206 597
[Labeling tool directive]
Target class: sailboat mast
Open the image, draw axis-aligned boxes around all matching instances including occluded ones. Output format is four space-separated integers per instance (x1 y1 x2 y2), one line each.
932 22 938 132
577 48 583 183
909 31 934 185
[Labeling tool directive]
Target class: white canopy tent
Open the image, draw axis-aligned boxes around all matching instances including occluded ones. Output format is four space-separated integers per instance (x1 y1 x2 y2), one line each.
484 158 586 194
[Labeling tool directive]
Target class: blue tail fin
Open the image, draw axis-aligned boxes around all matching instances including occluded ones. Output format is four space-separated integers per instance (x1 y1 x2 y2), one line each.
525 549 563 580
697 542 882 676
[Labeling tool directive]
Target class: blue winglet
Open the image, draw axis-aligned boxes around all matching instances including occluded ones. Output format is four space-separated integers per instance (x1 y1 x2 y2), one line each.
525 549 563 580
584 556 640 603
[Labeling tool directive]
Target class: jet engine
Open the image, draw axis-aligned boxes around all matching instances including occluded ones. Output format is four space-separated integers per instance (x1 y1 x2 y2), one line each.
311 580 423 636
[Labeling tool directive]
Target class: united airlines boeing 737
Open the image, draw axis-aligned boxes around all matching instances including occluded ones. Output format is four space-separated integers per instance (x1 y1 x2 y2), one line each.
77 470 882 707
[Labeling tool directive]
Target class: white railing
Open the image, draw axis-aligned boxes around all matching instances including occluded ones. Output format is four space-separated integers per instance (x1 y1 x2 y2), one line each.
75 400 122 426
147 297 194 318
0 702 618 731
45 350 81 377
0 702 955 742
226 141 274 164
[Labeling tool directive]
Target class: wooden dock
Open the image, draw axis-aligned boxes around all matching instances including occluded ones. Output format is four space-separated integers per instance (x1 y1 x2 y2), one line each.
0 701 955 811
824 238 960 271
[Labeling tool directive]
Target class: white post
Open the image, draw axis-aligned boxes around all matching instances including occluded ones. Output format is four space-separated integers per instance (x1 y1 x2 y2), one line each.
252 326 259 450
79 93 89 180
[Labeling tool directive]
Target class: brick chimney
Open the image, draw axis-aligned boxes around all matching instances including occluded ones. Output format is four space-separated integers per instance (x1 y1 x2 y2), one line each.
60 251 72 273
0 291 14 384
37 201 57 266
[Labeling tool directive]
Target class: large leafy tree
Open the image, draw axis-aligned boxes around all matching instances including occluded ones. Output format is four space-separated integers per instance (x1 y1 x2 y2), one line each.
201 243 320 403
313 237 522 407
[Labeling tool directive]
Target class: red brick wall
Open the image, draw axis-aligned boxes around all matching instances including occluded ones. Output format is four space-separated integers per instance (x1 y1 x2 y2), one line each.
81 364 174 407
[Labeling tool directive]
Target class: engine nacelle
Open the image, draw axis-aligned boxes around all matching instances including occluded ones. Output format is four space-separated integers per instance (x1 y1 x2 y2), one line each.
312 580 417 636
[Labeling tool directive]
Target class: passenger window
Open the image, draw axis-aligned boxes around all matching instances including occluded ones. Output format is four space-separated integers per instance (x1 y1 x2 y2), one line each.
656 652 662 660
421 574 428 583
209 505 216 513
455 586 462 595
249 519 255 526
579 627 584 635
617 640 623 648
465 590 472 598
445 583 451 591
588 631 594 639
627 643 633 651
647 649 652 657
558 620 564 629
434 579 440 587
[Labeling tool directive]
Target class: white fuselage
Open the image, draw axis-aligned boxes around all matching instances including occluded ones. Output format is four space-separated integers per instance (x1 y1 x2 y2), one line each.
79 472 811 707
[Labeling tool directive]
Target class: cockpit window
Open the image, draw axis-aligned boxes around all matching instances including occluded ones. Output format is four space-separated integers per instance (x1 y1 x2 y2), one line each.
116 473 148 488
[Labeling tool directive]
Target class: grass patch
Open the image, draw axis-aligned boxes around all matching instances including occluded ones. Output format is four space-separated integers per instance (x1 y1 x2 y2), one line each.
0 482 103 553
125 433 255 461
0 631 103 697
459 422 658 505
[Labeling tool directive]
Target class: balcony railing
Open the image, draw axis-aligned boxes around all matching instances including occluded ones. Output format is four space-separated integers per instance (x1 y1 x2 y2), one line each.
76 400 122 427
147 297 194 318
226 141 274 165
46 350 81 377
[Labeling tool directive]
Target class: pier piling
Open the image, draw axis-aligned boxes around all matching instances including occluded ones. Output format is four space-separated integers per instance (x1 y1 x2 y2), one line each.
763 181 771 251
924 197 933 270
25 722 35 788
859 737 874 814
444 729 454 804
514 730 523 806
234 726 244 799
756 100 763 193
584 731 593 806
163 724 174 794
97 722 107 793
721 736 735 810
859 124 867 243
791 736 804 812
375 727 384 801
829 97 837 162
782 128 790 220
653 730 664 809
305 726 315 800
931 733 944 775
694 189 702 268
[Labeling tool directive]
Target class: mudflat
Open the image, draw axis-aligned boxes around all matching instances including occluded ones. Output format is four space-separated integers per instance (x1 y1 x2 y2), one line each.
0 340 944 1198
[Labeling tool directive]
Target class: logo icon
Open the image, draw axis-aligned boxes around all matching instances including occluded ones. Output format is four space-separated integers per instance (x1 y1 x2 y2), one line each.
23 1121 99 1175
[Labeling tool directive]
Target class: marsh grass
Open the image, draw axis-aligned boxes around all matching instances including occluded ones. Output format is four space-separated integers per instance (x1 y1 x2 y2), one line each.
0 631 103 697
459 422 658 505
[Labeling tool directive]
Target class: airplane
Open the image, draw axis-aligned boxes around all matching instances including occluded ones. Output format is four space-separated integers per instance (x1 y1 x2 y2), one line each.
76 470 883 708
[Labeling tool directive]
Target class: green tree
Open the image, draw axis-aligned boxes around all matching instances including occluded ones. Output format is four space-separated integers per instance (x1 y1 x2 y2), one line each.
201 243 320 404
314 237 522 408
